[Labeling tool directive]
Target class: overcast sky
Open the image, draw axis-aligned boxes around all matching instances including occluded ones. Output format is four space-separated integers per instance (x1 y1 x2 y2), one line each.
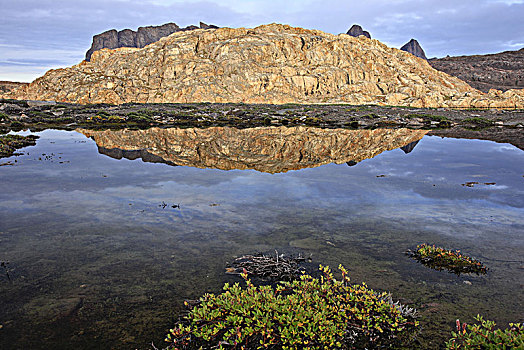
1 0 523 82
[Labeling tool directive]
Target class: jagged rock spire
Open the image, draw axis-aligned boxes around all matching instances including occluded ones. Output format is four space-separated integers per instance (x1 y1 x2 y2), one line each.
400 39 427 60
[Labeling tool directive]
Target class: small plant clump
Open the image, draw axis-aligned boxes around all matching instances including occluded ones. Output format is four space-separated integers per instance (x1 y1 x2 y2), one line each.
166 265 419 349
407 244 487 275
446 315 524 349
226 252 308 281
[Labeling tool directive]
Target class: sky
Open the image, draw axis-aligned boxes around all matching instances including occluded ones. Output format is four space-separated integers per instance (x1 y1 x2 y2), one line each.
1 0 523 82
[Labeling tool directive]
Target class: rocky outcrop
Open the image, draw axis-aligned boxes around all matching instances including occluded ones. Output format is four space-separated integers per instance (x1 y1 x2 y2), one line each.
400 39 427 60
429 48 524 92
0 81 28 94
4 24 524 108
346 25 371 39
85 22 218 61
78 126 429 173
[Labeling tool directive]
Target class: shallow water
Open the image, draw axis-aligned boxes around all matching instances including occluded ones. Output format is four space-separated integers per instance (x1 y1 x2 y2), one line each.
0 127 523 349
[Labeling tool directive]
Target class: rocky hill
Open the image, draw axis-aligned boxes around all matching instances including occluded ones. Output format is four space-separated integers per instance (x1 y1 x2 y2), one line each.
79 126 428 173
3 24 524 108
86 22 218 61
429 48 524 92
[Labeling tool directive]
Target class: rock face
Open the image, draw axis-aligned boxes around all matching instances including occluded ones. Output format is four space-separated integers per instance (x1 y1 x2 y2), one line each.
429 48 524 92
78 126 429 173
85 22 218 61
346 25 371 39
5 24 524 108
400 39 427 60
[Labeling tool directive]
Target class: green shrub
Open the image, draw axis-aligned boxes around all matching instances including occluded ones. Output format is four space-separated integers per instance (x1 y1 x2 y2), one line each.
0 112 8 121
446 315 524 349
166 265 419 349
406 244 487 275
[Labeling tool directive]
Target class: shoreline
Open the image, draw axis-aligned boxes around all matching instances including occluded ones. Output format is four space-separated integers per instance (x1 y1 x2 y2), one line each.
2 99 523 151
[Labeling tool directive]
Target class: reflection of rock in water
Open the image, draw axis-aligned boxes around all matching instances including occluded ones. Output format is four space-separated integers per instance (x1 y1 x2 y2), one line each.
78 126 429 173
400 140 420 154
97 146 177 166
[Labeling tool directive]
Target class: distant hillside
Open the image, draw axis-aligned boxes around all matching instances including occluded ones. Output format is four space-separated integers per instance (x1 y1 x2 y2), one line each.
429 48 524 92
0 81 28 94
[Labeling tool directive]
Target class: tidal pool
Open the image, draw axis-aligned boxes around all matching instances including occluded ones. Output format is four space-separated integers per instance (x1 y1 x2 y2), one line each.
0 127 523 349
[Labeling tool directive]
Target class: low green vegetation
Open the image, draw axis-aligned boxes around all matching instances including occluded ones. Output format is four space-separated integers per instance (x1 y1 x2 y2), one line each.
463 117 494 127
362 113 381 119
87 114 126 123
0 112 8 121
446 315 524 349
407 244 487 275
126 111 154 123
166 265 419 349
0 134 39 158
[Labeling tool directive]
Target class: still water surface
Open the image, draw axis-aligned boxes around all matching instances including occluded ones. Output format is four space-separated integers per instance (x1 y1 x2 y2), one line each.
0 127 523 349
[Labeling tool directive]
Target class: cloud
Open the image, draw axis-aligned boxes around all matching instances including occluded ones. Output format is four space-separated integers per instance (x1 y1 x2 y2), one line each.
1 0 523 81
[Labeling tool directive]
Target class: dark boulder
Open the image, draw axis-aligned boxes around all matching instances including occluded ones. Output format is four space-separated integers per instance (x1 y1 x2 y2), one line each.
346 24 371 39
400 39 427 60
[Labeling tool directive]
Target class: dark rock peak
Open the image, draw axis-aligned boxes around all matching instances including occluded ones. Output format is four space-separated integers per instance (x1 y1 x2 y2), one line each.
200 22 219 30
346 24 371 39
400 39 427 60
85 22 218 61
400 140 420 154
